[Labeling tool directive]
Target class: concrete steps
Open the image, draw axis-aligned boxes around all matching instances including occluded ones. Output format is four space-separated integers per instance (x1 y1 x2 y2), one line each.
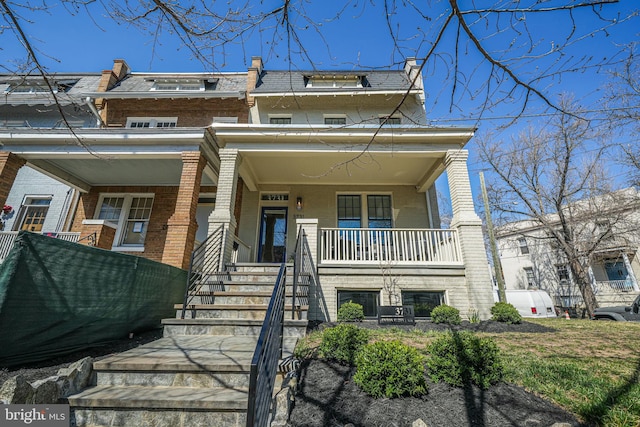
69 263 308 427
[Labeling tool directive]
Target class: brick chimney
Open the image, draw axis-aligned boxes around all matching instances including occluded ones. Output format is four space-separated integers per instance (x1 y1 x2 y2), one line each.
95 59 130 114
246 56 263 107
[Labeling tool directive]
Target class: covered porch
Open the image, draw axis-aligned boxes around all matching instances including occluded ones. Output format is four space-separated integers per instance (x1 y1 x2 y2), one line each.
207 123 495 320
0 127 221 269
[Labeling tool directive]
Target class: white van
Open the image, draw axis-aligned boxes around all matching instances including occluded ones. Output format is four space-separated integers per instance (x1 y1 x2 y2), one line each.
494 290 557 318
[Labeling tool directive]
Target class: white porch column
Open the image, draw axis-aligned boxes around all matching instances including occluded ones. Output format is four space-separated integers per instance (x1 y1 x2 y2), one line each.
622 252 640 292
209 148 240 269
445 149 494 319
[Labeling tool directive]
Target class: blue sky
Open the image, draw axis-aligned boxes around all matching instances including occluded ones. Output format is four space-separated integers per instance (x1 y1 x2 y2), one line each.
1 1 638 214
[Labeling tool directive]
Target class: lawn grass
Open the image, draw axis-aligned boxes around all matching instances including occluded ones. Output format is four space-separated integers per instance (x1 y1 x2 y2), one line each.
296 319 640 427
490 319 640 427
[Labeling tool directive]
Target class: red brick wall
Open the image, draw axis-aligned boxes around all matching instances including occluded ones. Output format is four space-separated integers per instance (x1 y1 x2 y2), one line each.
71 186 178 263
162 152 207 269
104 98 249 127
71 183 217 265
0 152 26 209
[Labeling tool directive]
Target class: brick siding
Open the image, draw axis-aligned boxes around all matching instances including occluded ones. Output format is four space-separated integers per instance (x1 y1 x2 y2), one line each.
0 152 26 208
104 98 249 127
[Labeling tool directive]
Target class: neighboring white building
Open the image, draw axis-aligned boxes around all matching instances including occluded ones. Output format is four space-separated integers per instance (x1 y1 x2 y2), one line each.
496 188 640 309
2 166 77 234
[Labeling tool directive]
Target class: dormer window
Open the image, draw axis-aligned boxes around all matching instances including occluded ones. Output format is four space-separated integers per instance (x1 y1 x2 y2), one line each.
4 79 77 94
304 74 365 88
8 84 52 94
151 79 207 91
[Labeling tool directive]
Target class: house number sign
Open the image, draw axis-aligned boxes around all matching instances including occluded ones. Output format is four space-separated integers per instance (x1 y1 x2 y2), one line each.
261 194 289 201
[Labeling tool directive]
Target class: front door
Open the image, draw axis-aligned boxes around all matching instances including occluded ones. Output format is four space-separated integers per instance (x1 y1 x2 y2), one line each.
258 207 288 263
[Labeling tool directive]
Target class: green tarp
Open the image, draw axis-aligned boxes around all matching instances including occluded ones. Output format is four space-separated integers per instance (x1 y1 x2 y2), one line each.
0 232 186 367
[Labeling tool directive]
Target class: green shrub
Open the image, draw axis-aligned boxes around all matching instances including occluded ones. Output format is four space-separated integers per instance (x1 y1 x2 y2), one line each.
491 302 522 324
319 323 370 364
431 304 461 325
354 340 427 398
337 301 365 322
427 331 503 389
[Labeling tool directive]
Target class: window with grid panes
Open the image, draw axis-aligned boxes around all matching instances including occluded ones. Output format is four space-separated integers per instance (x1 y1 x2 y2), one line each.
367 195 392 228
337 195 362 229
324 117 346 125
14 197 51 232
96 195 153 247
269 117 292 124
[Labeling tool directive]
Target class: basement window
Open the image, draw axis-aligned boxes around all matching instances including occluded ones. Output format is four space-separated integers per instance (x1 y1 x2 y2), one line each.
401 291 445 318
337 291 379 318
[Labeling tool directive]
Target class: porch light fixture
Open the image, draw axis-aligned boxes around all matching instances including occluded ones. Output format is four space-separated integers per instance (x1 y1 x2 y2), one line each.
296 197 303 211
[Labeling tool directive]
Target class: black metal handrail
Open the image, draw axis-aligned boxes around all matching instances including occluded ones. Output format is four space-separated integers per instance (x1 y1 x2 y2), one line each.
180 224 225 319
292 226 310 319
246 262 287 427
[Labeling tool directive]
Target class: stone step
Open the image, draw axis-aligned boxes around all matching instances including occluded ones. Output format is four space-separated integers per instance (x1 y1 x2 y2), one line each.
70 386 248 427
162 318 308 340
226 262 282 273
187 291 304 305
92 335 258 388
176 304 309 320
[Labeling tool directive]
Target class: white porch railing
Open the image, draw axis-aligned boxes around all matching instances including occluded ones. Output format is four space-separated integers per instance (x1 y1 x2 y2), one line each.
0 231 81 263
231 235 252 264
594 279 638 293
320 228 463 265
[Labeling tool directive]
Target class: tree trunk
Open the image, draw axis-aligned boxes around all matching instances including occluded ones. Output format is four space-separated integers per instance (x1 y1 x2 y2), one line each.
568 258 599 317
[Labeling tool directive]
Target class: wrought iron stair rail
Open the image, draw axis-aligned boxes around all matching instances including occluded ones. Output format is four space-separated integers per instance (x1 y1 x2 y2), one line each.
292 226 310 320
180 224 225 319
246 262 287 427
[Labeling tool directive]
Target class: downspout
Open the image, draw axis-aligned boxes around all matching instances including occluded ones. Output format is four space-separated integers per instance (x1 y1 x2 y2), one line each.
85 97 104 128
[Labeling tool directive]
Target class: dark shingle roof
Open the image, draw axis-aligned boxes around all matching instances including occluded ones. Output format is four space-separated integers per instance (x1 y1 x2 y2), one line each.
252 70 413 94
107 73 247 94
0 74 101 106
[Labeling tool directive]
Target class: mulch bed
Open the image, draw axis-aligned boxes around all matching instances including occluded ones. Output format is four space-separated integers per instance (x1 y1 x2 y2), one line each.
288 320 589 427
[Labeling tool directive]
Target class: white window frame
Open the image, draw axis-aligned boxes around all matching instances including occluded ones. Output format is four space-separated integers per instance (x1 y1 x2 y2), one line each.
324 115 347 125
150 80 204 91
269 115 292 125
126 117 178 128
13 195 52 232
523 267 536 288
517 237 529 255
212 117 239 124
379 115 402 125
94 193 154 252
305 76 363 88
6 84 57 94
336 193 394 229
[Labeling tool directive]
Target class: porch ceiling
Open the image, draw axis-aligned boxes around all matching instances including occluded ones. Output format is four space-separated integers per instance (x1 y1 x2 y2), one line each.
0 128 219 191
29 158 217 187
211 124 473 191
240 150 443 188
